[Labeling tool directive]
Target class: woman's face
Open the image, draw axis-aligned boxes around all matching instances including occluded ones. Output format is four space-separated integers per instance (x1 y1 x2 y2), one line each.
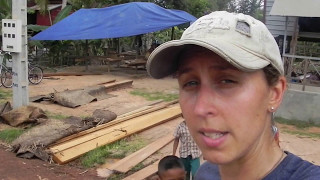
178 48 275 164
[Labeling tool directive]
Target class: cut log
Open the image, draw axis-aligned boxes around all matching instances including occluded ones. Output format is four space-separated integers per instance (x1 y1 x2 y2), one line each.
122 160 159 180
109 135 174 173
50 105 181 164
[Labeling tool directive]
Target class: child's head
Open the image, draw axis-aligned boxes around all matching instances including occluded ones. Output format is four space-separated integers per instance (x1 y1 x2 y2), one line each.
158 155 186 180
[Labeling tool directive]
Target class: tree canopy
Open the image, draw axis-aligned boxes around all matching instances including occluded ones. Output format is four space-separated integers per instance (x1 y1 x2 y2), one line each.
2 0 263 20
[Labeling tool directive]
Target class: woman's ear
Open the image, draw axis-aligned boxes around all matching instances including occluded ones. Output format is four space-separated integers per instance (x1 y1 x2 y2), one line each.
269 76 287 111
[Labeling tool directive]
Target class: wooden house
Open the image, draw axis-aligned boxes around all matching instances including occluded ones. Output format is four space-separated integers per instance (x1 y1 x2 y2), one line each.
27 0 67 26
264 0 320 89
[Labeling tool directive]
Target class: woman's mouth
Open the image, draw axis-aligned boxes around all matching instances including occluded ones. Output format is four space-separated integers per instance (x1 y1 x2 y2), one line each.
201 131 227 148
203 132 224 139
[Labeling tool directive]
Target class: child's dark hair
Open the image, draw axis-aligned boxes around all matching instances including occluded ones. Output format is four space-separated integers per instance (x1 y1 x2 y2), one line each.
158 155 185 175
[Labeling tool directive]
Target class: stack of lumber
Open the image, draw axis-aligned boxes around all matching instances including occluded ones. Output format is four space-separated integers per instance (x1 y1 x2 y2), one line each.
49 101 181 164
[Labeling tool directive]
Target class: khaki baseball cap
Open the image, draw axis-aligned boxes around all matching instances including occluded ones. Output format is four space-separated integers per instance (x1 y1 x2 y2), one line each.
147 11 284 79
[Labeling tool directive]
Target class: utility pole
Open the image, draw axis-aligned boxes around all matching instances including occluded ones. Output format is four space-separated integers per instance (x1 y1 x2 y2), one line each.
10 0 29 108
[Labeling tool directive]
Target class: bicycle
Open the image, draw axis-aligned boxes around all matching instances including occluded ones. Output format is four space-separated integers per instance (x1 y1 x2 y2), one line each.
28 61 43 85
0 51 13 88
0 51 43 88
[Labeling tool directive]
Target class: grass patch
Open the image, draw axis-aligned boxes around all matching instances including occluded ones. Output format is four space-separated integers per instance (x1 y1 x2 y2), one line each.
130 89 178 102
282 129 320 139
108 173 128 180
0 89 12 103
108 162 146 180
0 129 25 143
275 117 320 129
45 111 69 120
80 135 147 168
275 117 320 138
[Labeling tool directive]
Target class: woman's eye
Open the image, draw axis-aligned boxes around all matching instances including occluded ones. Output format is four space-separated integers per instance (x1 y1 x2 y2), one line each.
183 81 198 88
221 79 236 84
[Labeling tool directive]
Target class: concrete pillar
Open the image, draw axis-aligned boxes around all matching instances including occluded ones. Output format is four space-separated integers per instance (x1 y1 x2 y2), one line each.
11 0 29 108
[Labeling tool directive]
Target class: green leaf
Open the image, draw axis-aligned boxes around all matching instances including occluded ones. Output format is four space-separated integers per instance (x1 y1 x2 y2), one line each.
53 5 72 24
27 24 49 32
0 0 11 18
28 40 44 49
0 0 11 13
35 0 48 15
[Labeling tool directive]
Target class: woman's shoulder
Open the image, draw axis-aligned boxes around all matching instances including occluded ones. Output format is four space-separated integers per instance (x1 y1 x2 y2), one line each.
265 151 320 180
195 161 220 180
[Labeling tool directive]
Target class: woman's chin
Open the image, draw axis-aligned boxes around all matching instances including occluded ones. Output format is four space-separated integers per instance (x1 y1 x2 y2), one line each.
203 152 233 165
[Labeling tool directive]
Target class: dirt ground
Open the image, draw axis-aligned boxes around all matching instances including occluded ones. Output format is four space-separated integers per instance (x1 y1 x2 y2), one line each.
0 65 319 180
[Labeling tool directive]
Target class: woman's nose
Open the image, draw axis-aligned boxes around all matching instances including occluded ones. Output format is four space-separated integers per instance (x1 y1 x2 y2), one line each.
193 85 218 117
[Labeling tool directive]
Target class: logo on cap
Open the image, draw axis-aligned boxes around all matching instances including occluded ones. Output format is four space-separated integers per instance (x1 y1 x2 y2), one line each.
236 21 251 37
186 17 230 35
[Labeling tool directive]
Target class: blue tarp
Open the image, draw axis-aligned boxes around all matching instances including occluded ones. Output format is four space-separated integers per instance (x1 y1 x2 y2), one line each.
31 2 197 40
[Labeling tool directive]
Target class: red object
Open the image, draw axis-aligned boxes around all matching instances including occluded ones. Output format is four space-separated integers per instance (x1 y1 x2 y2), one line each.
37 8 61 26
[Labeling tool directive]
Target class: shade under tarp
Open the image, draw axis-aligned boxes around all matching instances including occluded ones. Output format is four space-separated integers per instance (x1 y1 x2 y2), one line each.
270 0 320 17
31 2 197 40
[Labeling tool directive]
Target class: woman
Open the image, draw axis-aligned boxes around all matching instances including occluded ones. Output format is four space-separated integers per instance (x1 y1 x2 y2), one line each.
147 11 320 179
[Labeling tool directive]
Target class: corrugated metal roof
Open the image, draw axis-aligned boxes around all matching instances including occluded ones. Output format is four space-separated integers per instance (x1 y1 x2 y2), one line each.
270 0 320 17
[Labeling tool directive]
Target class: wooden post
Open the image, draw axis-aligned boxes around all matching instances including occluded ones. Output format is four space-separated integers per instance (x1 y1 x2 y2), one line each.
302 59 309 91
287 17 299 81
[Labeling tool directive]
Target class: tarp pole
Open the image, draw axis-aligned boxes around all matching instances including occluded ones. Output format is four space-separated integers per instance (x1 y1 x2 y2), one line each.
171 27 175 40
117 38 120 54
85 39 89 71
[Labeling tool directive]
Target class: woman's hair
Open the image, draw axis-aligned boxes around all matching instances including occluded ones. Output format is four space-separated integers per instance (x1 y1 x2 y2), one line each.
158 155 184 176
263 64 282 86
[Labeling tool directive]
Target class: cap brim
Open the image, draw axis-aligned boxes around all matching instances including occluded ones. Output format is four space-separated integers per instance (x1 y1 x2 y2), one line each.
147 38 271 79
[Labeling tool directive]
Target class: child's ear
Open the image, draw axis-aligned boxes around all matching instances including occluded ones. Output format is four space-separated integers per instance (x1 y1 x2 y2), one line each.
155 171 161 180
150 174 161 180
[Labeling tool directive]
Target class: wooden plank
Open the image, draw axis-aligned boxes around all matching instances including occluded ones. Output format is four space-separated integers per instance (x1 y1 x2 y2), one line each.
122 160 159 180
117 100 163 117
265 15 296 22
96 79 116 85
50 105 181 164
109 135 174 173
100 100 178 128
53 100 177 145
265 20 295 26
266 24 295 32
103 80 133 92
118 106 153 118
43 72 103 76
